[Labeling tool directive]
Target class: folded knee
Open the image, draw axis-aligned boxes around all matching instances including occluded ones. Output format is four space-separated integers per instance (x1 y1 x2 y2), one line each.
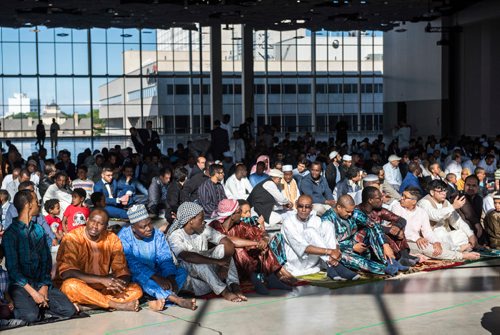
61 278 84 293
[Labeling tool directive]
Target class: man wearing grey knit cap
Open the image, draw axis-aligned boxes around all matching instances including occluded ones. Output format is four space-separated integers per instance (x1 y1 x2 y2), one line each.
167 202 247 302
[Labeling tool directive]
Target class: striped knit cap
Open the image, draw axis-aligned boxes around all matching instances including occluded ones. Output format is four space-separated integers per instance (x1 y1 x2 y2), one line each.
127 204 149 224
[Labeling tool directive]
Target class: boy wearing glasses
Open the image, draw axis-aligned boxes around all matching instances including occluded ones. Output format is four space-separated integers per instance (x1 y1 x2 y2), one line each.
417 180 478 252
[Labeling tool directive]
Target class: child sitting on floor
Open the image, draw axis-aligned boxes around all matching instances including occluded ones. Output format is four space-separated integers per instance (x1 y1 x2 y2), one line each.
44 199 64 242
238 199 265 231
62 188 90 233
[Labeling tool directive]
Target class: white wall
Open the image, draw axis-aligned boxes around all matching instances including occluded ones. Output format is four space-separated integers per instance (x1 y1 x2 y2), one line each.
384 21 444 103
383 21 445 138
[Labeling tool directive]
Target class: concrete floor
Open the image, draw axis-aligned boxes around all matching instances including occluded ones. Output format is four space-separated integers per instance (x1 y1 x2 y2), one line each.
4 258 500 335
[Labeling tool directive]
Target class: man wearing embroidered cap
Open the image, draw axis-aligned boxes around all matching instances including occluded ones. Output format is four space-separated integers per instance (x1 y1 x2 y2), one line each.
119 204 197 311
383 154 402 190
57 208 143 312
281 165 300 208
167 202 246 302
248 169 293 226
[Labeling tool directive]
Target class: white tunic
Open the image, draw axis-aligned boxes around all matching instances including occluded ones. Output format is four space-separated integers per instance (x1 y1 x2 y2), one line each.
281 211 337 276
224 174 253 200
417 197 473 251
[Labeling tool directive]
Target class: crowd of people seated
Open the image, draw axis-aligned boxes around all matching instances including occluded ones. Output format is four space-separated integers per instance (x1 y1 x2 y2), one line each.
1 122 500 330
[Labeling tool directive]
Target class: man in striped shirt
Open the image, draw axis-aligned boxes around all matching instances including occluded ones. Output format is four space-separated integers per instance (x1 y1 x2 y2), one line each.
198 164 227 218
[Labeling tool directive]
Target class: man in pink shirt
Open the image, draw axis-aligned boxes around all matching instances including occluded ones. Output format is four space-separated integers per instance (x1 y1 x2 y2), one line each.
392 187 479 261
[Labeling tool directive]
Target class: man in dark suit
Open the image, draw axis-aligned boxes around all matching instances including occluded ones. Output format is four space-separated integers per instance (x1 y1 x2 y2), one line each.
129 127 146 153
210 120 229 161
93 166 132 219
144 121 161 155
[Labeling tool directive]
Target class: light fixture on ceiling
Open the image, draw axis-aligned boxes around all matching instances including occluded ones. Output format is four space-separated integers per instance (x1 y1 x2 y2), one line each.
394 28 406 32
56 32 69 37
332 39 340 48
142 30 153 34
121 33 133 38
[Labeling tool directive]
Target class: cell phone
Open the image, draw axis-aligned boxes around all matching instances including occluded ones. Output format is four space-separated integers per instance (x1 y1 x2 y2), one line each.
458 190 466 197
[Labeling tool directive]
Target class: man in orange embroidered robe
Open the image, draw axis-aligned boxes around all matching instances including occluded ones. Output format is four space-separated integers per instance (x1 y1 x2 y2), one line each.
56 208 143 311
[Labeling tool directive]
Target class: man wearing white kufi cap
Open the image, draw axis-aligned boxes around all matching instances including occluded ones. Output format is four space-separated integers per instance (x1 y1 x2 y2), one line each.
281 165 300 208
383 154 403 190
248 169 293 226
325 151 341 192
339 154 352 181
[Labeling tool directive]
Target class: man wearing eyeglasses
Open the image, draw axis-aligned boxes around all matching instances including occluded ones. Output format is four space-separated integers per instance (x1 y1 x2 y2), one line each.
417 179 478 252
393 187 480 261
281 195 359 280
198 164 227 218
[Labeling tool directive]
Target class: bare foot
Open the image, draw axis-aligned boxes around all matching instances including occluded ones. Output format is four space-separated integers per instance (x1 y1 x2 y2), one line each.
74 303 100 312
462 252 481 260
229 284 248 301
148 299 165 311
176 298 198 311
109 300 140 312
221 289 242 302
278 268 298 285
460 243 473 252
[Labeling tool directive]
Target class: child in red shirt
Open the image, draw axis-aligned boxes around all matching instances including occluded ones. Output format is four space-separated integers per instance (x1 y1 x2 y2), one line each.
44 199 64 242
62 188 90 233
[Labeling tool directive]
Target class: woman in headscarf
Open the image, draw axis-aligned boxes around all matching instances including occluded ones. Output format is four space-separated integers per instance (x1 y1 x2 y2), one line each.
209 199 295 295
167 202 247 302
250 155 270 174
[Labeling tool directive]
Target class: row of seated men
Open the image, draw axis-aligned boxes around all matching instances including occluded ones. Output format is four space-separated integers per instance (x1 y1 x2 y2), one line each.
2 171 499 328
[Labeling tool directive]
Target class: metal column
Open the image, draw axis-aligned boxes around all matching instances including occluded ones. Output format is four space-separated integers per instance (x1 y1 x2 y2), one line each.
210 24 223 125
242 24 254 123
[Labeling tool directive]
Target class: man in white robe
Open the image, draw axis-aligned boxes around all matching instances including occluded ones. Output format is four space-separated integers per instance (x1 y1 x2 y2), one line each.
417 180 477 252
281 195 359 280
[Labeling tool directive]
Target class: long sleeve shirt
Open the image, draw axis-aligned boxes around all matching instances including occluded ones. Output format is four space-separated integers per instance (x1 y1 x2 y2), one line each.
299 174 334 204
2 218 52 288
118 226 185 299
399 173 423 194
417 197 474 237
198 179 227 217
391 201 437 243
262 180 289 206
224 174 253 200
4 207 55 247
383 162 402 187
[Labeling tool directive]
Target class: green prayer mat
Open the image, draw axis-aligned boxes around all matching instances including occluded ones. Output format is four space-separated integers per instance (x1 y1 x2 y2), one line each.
297 272 384 290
